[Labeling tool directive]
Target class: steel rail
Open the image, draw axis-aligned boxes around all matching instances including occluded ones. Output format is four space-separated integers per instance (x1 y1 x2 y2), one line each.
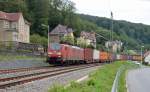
0 64 101 89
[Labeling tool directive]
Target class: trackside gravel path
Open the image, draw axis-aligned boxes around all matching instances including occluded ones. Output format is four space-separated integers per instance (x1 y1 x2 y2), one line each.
126 67 150 92
0 66 100 92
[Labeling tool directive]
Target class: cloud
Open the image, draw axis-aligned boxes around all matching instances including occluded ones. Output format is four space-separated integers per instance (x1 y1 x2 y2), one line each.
139 0 150 2
71 0 150 25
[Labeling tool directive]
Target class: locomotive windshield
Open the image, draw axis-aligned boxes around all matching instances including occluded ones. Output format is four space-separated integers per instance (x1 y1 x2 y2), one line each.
50 43 61 50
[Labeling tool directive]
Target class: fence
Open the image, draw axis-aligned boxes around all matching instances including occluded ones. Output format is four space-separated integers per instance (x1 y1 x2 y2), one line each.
111 65 125 92
0 41 45 56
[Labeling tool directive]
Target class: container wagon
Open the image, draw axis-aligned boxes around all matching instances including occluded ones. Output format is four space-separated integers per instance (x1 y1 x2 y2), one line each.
99 51 109 63
116 54 121 61
111 53 117 62
84 48 93 63
120 54 128 61
127 55 133 61
93 49 100 62
132 55 141 61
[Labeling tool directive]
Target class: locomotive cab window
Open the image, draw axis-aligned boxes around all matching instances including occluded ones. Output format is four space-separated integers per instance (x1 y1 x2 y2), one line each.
50 43 61 50
65 46 67 50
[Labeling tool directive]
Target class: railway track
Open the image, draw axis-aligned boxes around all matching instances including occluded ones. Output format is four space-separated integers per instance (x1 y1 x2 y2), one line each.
0 66 52 74
0 63 101 89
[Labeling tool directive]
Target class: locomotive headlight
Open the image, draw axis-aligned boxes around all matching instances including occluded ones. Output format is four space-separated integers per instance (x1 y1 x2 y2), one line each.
57 52 61 55
48 52 52 55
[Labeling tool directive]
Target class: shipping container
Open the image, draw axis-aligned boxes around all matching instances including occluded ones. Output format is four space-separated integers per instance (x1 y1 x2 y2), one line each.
132 55 141 61
99 51 109 63
127 55 133 60
116 54 121 60
111 53 116 61
84 48 93 63
120 54 128 61
93 49 100 62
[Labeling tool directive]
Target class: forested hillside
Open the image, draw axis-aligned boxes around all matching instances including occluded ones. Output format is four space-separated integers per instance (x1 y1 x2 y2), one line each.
79 14 150 50
0 0 149 50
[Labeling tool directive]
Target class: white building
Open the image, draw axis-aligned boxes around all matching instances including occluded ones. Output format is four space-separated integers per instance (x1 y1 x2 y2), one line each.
105 40 123 53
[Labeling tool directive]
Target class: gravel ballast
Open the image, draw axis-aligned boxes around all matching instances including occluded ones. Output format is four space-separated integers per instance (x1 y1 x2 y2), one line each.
0 66 101 92
0 60 49 69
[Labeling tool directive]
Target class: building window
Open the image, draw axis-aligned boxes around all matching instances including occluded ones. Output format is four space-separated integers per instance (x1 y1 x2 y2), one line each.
4 21 9 28
0 20 3 29
13 33 18 41
11 22 17 29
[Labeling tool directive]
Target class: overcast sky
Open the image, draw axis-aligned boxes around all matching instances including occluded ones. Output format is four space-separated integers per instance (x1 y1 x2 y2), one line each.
71 0 150 25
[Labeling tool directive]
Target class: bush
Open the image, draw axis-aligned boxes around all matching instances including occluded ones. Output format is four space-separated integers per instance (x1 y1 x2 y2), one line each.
87 79 95 86
30 34 47 47
61 35 75 45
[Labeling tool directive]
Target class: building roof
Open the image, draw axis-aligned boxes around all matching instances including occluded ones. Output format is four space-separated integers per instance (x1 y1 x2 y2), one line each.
0 11 30 25
0 11 22 22
50 24 74 35
80 31 96 41
144 51 150 57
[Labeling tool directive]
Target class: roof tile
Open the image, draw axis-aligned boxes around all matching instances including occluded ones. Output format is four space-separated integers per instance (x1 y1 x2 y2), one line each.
50 24 74 35
0 11 21 21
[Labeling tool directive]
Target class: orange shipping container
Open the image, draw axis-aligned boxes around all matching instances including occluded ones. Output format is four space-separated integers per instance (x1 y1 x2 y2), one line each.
99 51 109 63
132 55 141 61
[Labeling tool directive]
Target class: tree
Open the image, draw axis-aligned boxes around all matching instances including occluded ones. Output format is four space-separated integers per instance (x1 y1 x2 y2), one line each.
0 0 29 20
61 35 74 45
1 0 150 50
30 34 47 47
26 0 49 37
48 0 76 29
76 38 88 48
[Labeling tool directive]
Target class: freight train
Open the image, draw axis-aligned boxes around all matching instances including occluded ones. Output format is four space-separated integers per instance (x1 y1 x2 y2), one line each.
47 43 142 65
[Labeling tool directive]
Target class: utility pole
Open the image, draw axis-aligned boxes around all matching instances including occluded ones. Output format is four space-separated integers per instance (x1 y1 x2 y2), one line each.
41 24 50 48
48 26 50 48
109 11 114 53
141 46 144 65
111 11 114 41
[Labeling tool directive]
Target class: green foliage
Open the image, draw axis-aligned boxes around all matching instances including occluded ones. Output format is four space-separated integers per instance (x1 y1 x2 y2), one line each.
26 0 49 36
1 0 149 50
48 0 76 28
61 35 74 45
87 79 95 86
79 14 150 50
76 38 88 48
48 62 138 92
30 34 47 47
87 44 95 49
0 0 29 19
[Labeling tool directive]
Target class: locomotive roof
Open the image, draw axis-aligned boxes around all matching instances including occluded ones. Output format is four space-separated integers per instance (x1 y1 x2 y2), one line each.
61 44 83 50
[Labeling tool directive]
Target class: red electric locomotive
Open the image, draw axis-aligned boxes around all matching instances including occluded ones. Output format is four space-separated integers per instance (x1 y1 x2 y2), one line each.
47 43 62 64
47 43 84 64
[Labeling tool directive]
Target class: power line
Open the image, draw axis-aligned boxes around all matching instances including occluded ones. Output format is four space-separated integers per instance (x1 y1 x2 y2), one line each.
95 33 109 41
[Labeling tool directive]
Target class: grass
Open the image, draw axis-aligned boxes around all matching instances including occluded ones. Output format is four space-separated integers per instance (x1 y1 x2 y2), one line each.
48 61 139 92
0 55 46 61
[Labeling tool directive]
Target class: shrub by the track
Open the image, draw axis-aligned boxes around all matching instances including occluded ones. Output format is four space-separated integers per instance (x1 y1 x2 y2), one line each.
48 61 139 92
